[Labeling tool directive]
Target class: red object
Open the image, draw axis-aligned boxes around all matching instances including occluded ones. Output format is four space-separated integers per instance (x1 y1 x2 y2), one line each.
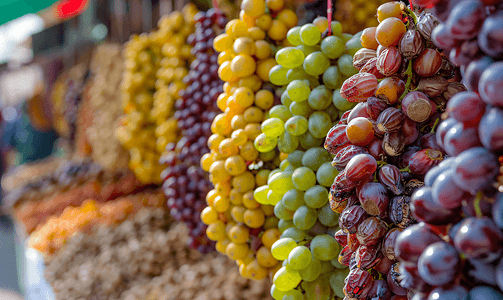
56 0 88 19
327 0 332 35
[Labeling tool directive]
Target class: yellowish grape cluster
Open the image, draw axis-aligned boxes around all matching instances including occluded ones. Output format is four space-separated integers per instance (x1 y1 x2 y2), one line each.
200 0 299 281
116 4 199 184
335 0 392 34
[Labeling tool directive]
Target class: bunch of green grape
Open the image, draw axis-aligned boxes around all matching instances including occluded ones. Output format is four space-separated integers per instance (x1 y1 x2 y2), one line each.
253 148 349 299
255 17 363 155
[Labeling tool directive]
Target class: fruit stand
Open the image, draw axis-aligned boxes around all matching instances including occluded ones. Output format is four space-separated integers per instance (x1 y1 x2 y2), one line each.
1 0 503 299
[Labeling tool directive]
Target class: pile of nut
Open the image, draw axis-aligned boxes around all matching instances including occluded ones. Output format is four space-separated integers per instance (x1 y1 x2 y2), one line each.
44 208 272 300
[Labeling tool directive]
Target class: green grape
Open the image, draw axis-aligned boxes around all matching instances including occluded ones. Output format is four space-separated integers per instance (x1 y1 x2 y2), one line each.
316 162 339 187
262 117 286 138
261 149 278 161
276 47 305 69
282 259 289 266
271 284 288 300
287 26 302 46
318 202 339 227
296 45 320 57
303 52 330 76
320 260 335 273
299 131 323 149
306 76 320 89
273 265 302 291
308 85 332 111
284 165 295 172
281 227 307 242
337 54 358 77
293 205 317 230
287 150 304 168
282 189 305 211
282 289 304 300
287 246 312 270
268 171 295 194
287 67 313 82
281 92 293 108
270 105 293 122
330 258 346 269
264 216 280 229
330 21 343 37
287 80 310 103
271 237 298 261
285 116 309 137
320 36 344 59
278 131 299 154
254 185 270 205
292 167 317 191
298 255 322 282
345 31 363 56
268 189 285 206
340 33 353 44
301 276 332 300
310 234 339 261
302 147 332 171
270 65 290 86
333 89 357 111
308 111 332 139
289 101 313 118
304 185 329 208
280 159 290 171
325 104 340 122
274 199 295 220
322 66 342 90
278 219 295 232
300 24 321 46
255 133 278 152
329 268 350 297
268 168 281 180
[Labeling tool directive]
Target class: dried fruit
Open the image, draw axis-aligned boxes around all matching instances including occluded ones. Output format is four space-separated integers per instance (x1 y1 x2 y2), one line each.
408 148 443 176
341 73 379 103
376 107 405 133
356 217 388 246
356 244 382 270
401 91 432 123
383 131 405 157
382 228 404 261
375 76 406 105
360 57 385 79
377 47 403 76
378 164 405 195
366 97 389 120
353 48 378 70
339 205 369 234
413 48 443 77
358 182 390 217
443 82 468 100
325 124 350 154
331 145 369 171
389 195 414 228
399 30 425 59
344 268 374 299
417 13 440 41
417 76 449 98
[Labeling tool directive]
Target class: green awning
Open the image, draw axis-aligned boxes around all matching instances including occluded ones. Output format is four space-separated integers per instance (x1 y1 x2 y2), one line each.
0 0 58 26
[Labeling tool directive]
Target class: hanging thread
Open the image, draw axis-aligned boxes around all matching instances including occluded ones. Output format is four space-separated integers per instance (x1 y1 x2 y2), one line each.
327 0 332 36
213 0 221 15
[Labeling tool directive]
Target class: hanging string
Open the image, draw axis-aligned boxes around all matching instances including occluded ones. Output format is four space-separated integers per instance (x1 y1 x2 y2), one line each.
213 0 221 15
327 0 332 36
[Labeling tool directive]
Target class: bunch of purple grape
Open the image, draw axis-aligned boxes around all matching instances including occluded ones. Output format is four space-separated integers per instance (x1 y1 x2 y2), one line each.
393 0 503 299
160 8 226 253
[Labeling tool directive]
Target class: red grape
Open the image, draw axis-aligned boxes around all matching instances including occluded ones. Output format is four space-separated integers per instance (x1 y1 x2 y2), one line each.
339 205 369 234
479 107 503 152
417 241 460 286
452 147 499 195
454 217 503 263
446 91 485 125
443 123 482 156
357 217 388 246
379 164 405 195
432 169 473 209
446 0 486 40
463 55 494 93
345 154 378 181
479 62 503 107
395 223 443 266
358 182 390 217
477 11 503 59
411 186 461 224
408 149 443 176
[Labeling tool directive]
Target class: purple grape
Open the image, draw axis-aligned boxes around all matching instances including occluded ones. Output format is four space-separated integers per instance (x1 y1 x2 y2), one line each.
417 241 460 286
452 147 498 195
478 11 503 59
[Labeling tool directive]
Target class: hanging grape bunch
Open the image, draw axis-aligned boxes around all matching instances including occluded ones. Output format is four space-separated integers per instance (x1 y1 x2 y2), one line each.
323 2 468 299
160 8 227 253
254 14 369 299
390 0 503 299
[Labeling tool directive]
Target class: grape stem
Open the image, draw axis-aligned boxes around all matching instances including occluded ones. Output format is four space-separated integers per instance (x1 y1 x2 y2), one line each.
473 191 484 219
400 166 411 173
398 60 414 103
404 6 418 26
430 118 440 133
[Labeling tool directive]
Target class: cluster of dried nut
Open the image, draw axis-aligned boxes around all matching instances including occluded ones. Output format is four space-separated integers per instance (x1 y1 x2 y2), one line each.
86 43 130 171
44 208 272 300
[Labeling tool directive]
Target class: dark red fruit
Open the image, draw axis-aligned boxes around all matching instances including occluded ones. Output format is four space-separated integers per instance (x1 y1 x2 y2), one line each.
345 154 378 181
360 57 386 79
366 279 392 300
432 23 459 50
335 229 348 247
395 223 443 266
479 107 503 152
413 49 443 78
348 232 361 252
417 241 460 286
454 217 503 263
435 117 457 149
449 39 481 67
377 107 405 133
357 217 388 246
479 62 503 107
379 164 404 195
478 11 503 59
408 149 443 176
377 47 403 76
443 82 468 101
388 263 408 296
446 91 485 126
358 182 390 217
383 132 405 157
463 55 494 93
340 205 369 234
443 123 482 157
432 169 473 209
382 227 404 261
446 0 486 40
411 186 460 224
325 124 350 154
356 244 382 270
452 147 499 195
339 245 354 266
368 137 386 161
367 97 389 121
344 268 374 299
401 91 432 123
401 117 418 145
389 195 414 228
348 102 372 122
331 144 369 171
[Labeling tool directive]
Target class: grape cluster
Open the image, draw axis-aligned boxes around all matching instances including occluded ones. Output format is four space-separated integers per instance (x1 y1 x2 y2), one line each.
116 4 199 184
335 0 395 34
322 2 470 299
388 0 503 299
160 9 226 253
200 0 299 281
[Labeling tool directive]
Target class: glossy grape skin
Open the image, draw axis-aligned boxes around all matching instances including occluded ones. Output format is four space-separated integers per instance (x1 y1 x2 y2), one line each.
446 0 486 40
346 117 375 146
452 147 498 195
358 182 389 218
413 49 443 78
498 258 503 292
411 186 460 225
395 223 442 266
432 169 473 209
478 11 503 59
339 205 369 234
431 23 458 50
479 107 503 152
397 264 433 294
435 118 457 149
463 55 494 93
454 217 503 263
427 285 469 300
344 154 377 181
348 102 372 122
417 241 460 286
356 217 388 246
408 149 443 176
469 286 503 300
479 62 503 107
382 228 403 261
331 145 368 171
443 123 482 157
446 91 485 125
